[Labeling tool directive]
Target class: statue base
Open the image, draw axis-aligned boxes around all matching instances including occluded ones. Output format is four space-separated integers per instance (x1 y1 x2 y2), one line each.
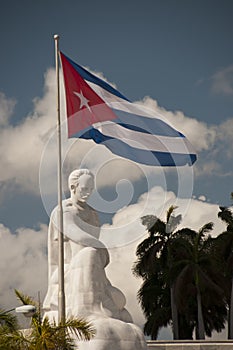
146 340 233 349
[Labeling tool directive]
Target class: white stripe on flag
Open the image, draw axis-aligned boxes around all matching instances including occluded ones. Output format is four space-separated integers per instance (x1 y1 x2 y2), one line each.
95 122 195 154
89 81 178 126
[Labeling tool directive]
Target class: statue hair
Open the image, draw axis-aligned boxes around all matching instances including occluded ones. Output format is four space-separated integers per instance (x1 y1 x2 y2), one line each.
68 169 94 189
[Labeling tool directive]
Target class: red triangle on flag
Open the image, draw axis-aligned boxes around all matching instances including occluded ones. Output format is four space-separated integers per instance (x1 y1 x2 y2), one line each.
60 52 117 137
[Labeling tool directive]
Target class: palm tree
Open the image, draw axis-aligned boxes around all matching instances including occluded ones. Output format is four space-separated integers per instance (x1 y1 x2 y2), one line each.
0 307 29 349
0 308 18 331
133 206 182 339
171 223 227 339
14 289 95 349
136 258 171 339
216 205 233 339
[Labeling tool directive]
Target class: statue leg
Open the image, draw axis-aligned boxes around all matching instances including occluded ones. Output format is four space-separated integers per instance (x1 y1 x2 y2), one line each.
66 246 109 317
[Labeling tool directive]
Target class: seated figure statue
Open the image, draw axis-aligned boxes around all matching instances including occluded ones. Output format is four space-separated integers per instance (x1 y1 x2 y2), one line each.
43 169 147 350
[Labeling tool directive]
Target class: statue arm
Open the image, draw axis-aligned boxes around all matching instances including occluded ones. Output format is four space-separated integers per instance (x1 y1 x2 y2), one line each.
63 211 106 249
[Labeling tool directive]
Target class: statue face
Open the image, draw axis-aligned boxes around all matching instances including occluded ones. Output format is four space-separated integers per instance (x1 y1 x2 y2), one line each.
71 174 94 203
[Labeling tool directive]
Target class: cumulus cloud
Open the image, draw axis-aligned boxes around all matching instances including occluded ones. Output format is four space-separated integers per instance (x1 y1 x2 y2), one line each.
0 70 56 194
104 186 227 336
132 97 233 179
101 185 226 250
217 118 233 157
137 97 216 152
195 117 233 178
0 69 156 201
106 242 145 327
0 223 47 310
0 183 229 338
0 92 16 126
1 63 233 201
211 64 233 96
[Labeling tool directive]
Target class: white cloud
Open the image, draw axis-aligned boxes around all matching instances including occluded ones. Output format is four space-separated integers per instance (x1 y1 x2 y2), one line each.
0 92 16 126
211 64 233 96
1 63 233 200
101 185 226 249
0 69 152 201
0 70 56 194
104 186 227 336
194 117 233 178
218 118 233 157
194 160 221 177
0 185 229 338
0 223 48 310
136 97 216 152
106 242 145 327
133 96 233 179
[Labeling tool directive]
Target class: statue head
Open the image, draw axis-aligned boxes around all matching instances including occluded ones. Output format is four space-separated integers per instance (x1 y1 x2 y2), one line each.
68 169 94 204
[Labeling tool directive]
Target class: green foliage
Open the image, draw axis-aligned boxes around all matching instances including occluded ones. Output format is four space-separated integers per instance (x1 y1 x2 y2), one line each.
138 272 171 339
171 225 227 338
0 307 29 350
0 327 29 350
134 203 231 340
0 309 18 331
134 206 183 339
0 290 95 349
215 204 233 338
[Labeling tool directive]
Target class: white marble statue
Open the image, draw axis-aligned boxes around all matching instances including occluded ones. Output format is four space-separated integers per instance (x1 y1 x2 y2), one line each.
43 169 147 349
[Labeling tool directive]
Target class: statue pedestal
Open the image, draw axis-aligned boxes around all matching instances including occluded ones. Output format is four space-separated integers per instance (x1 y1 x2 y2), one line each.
146 340 233 350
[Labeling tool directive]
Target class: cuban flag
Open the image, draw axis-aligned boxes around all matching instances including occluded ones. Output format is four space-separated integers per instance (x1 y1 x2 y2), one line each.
60 52 197 167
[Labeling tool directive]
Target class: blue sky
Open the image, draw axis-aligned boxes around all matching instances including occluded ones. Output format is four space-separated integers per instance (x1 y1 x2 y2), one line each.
1 0 233 125
0 0 232 218
0 0 233 339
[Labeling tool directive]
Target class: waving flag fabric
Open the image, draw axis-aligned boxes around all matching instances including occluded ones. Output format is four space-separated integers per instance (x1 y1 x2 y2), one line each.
60 52 197 166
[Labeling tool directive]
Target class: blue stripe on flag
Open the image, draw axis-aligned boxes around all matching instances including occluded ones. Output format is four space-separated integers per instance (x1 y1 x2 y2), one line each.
112 109 184 137
79 128 196 166
69 108 184 139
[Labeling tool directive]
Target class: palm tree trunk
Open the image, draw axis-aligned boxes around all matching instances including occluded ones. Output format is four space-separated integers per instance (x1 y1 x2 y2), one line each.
196 288 205 339
228 275 233 339
170 284 179 339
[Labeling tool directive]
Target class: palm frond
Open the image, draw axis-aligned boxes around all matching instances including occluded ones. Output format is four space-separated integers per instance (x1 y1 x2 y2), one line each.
0 309 18 331
56 317 95 341
149 218 166 236
141 214 158 229
166 205 178 223
144 307 171 339
13 290 95 348
218 207 233 227
197 268 224 297
175 228 197 241
136 234 162 257
14 289 37 307
133 243 162 278
0 326 30 350
166 214 182 234
198 222 214 237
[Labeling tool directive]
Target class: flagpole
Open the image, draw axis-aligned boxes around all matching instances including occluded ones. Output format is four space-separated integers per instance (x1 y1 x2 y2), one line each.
54 34 66 324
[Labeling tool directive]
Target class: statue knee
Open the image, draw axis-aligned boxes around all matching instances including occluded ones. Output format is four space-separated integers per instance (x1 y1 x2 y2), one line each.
77 246 109 267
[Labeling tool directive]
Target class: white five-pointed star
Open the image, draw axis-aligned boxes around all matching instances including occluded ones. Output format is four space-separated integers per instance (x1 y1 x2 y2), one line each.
73 90 91 111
